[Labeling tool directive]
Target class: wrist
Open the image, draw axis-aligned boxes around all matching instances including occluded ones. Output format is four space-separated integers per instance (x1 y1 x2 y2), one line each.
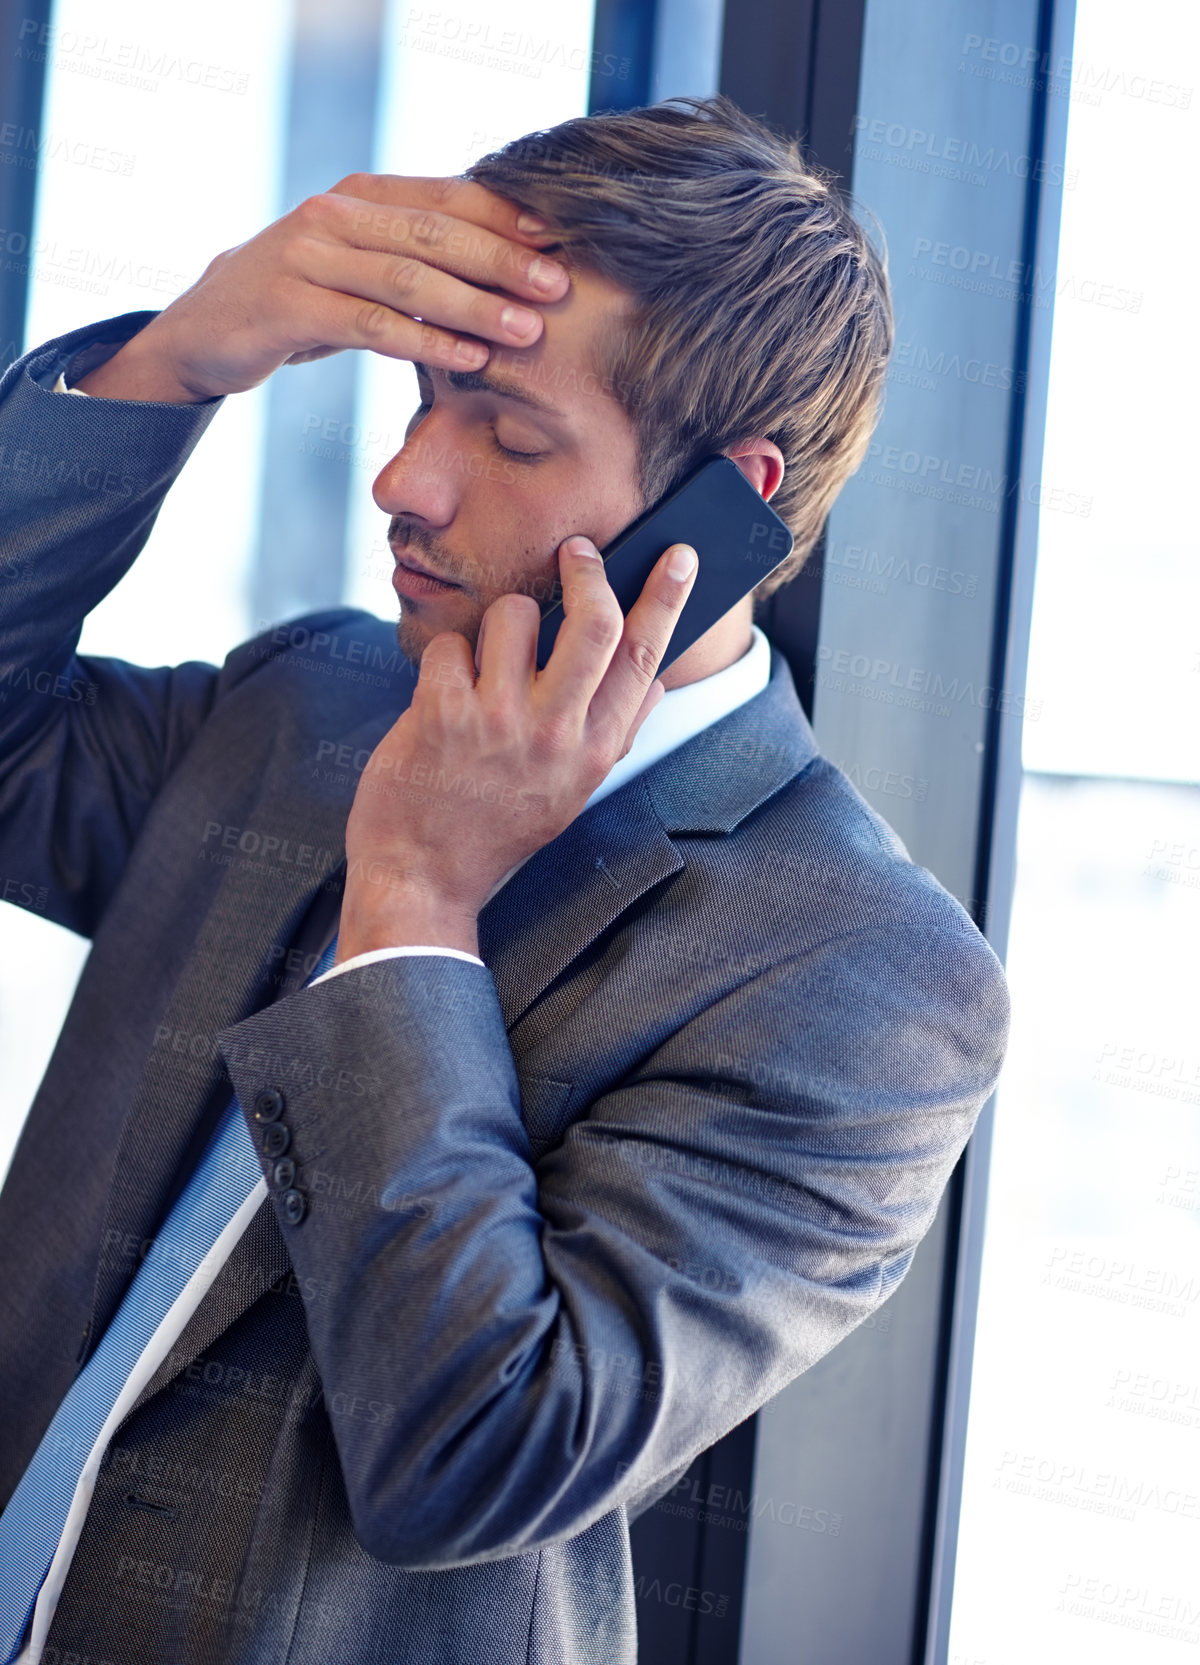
73 321 214 404
336 874 481 963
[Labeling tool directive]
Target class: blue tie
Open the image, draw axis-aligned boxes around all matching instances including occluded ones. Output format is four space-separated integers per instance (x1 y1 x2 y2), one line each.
0 934 340 1660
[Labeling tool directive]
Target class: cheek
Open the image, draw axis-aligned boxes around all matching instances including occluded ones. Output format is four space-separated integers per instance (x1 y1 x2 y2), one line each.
562 439 645 545
470 520 560 607
572 487 644 554
551 464 634 540
465 452 642 599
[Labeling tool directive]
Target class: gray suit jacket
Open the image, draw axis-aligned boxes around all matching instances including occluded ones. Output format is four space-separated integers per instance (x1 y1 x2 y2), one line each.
0 316 1010 1664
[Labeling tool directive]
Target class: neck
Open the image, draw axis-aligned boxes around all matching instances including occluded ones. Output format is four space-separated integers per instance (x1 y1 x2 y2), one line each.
657 597 755 691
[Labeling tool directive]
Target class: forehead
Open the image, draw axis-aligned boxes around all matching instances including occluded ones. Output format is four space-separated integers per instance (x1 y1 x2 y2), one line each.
487 262 635 422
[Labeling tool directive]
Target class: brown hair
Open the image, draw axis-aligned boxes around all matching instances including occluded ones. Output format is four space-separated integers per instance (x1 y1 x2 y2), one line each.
466 94 893 595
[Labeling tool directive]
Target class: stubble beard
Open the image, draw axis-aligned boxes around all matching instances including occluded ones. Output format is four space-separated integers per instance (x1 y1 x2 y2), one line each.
388 520 562 670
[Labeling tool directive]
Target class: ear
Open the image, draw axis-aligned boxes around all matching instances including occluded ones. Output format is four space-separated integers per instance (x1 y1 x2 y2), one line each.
724 438 785 503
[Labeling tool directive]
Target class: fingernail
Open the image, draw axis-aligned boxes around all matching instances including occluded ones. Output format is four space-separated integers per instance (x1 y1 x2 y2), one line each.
667 545 697 579
500 304 540 339
527 256 567 293
564 535 600 559
455 338 488 364
517 211 548 233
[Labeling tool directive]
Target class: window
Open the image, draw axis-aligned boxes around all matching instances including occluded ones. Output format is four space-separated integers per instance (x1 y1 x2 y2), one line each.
950 4 1200 1656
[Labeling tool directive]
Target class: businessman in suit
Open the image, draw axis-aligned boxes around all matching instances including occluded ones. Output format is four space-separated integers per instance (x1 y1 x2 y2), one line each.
0 97 1009 1663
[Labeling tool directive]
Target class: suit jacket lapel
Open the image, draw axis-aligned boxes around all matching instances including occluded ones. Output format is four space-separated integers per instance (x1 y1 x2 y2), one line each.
102 640 817 1407
478 642 817 1028
121 1199 293 1425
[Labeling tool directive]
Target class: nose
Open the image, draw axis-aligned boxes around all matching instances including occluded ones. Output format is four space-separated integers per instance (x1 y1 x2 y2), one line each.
372 413 459 526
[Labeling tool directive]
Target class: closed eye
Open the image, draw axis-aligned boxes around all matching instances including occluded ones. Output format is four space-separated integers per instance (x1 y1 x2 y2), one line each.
410 365 550 464
491 428 546 462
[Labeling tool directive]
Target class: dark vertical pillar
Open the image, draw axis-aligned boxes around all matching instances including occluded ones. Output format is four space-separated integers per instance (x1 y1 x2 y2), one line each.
723 0 870 721
249 0 386 628
588 0 659 111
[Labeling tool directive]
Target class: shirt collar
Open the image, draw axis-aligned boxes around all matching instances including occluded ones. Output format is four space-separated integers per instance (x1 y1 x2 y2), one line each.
481 624 773 906
582 623 772 813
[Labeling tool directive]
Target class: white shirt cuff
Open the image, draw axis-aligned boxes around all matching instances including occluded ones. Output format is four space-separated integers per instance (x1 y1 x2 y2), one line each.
52 371 90 396
309 944 485 988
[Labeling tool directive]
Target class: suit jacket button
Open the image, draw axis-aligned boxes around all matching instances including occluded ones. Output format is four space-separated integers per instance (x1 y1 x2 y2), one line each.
261 1122 291 1158
253 1088 285 1123
282 1189 307 1225
272 1156 296 1189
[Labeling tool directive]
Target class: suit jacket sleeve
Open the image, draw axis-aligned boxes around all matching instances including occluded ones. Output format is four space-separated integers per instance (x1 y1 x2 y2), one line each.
0 312 225 936
217 911 1010 1571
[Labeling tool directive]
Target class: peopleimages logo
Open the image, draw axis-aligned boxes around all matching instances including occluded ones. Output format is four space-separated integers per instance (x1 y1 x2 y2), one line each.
741 518 793 569
396 8 631 81
852 114 1077 190
908 238 1142 312
865 439 1092 516
816 644 1042 721
14 18 251 94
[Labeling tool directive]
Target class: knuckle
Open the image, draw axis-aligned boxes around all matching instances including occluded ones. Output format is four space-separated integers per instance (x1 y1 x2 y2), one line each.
330 172 370 198
624 636 660 683
579 600 623 652
426 177 459 207
356 301 394 341
387 256 423 300
292 193 331 227
282 233 323 274
537 709 578 757
409 211 445 248
417 635 467 690
482 695 516 738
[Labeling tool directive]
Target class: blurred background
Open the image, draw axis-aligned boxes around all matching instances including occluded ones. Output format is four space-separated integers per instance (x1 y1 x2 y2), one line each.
0 0 1196 1659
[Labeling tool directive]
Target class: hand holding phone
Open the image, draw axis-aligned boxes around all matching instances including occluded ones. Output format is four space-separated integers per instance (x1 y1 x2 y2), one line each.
535 455 794 673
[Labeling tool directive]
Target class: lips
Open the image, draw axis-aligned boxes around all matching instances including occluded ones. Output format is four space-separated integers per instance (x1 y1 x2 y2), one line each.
391 550 462 602
394 551 457 586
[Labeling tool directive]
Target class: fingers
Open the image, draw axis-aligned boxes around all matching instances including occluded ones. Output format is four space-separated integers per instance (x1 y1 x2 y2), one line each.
621 678 669 756
329 173 554 252
410 536 694 808
264 178 569 374
267 281 489 371
583 543 699 748
473 592 541 703
317 181 569 305
415 630 477 705
533 537 628 725
296 238 550 354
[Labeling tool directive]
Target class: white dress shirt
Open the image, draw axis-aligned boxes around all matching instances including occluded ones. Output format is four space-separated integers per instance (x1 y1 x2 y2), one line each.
20 371 772 1661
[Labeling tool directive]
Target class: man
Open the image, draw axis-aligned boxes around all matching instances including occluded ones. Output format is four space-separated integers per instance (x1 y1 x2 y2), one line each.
0 96 1009 1664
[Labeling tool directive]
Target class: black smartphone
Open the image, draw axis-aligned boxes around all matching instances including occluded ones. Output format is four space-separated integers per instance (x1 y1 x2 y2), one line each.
534 455 794 673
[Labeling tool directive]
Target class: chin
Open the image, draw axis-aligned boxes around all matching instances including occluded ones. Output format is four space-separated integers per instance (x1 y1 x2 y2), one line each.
394 613 425 669
394 610 479 671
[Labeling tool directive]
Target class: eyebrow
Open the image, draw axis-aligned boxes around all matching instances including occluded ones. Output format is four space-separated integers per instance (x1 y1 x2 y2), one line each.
414 360 567 419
